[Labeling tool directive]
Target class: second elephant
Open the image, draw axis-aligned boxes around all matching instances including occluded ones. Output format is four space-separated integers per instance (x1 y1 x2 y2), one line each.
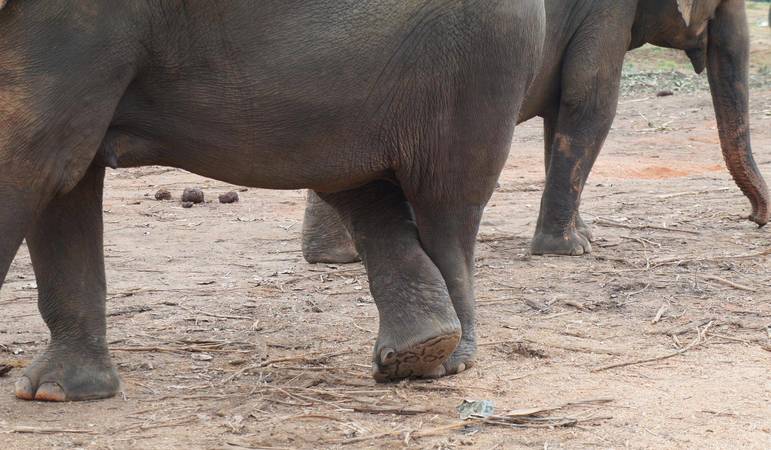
303 0 769 262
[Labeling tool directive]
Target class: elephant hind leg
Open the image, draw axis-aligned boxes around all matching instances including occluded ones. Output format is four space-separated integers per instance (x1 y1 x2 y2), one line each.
15 165 119 402
0 190 42 288
319 181 461 382
301 191 360 264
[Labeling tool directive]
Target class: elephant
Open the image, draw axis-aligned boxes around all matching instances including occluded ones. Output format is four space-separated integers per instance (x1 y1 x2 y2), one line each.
0 0 546 401
302 0 769 263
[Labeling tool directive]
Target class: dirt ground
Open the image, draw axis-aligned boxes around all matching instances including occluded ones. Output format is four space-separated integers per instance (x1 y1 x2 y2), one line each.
1 6 770 450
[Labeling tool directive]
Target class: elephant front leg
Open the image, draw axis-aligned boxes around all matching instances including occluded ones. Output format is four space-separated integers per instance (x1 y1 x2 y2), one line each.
15 165 119 402
320 182 461 382
301 191 360 264
531 32 628 256
534 114 594 255
531 122 602 256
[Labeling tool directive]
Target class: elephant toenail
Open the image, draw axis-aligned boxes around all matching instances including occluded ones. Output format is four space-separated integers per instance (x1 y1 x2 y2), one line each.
380 348 397 365
14 377 34 400
34 383 66 402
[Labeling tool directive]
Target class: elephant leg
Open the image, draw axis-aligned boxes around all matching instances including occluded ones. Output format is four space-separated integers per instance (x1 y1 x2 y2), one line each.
301 191 360 264
542 112 594 244
532 117 610 256
531 23 630 256
319 181 461 382
0 192 41 287
15 165 119 401
396 106 519 379
406 201 484 377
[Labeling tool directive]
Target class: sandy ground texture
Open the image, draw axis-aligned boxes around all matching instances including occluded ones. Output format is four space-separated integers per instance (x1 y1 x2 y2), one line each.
1 5 770 450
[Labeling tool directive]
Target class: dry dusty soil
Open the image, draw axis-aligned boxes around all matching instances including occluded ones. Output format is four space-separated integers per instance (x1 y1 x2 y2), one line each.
1 6 770 450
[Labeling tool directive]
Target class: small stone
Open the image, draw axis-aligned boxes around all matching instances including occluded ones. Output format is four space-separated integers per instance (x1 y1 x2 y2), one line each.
181 201 194 208
154 188 172 201
218 191 239 204
182 187 205 204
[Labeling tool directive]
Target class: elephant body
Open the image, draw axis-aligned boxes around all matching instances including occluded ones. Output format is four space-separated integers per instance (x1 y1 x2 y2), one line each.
0 0 546 400
303 0 769 262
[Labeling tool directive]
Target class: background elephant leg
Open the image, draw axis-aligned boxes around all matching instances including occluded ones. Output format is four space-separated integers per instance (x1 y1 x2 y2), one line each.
532 23 630 256
533 120 610 255
301 190 359 264
16 165 119 402
319 181 461 382
541 113 594 244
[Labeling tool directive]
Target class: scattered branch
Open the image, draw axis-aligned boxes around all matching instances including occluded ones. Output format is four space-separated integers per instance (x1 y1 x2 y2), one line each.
699 275 755 292
593 217 700 235
593 321 713 372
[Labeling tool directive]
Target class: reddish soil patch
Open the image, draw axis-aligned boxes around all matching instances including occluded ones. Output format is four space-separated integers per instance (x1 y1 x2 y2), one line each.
622 163 725 179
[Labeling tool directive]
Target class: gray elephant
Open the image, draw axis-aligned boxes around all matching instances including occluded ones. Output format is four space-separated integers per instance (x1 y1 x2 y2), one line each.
303 0 769 262
0 0 545 401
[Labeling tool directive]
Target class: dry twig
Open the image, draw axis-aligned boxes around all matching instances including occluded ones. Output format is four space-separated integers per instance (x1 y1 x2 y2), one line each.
3 427 97 435
593 217 700 235
699 275 755 292
593 321 713 372
657 188 731 199
651 248 771 267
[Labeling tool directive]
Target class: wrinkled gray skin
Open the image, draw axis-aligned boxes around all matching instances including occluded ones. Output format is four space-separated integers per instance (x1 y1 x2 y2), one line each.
303 0 768 261
0 0 545 401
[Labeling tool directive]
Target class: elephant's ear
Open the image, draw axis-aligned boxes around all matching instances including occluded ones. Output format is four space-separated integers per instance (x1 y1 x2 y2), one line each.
676 0 696 26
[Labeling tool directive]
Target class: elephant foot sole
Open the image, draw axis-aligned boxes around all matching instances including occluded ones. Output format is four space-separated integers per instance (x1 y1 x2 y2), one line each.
424 338 476 378
531 228 592 256
372 331 461 383
15 348 120 402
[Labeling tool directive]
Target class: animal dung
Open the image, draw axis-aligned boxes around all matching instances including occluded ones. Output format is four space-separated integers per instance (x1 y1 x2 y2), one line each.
154 188 172 201
656 90 674 97
182 187 205 204
218 191 239 204
181 201 194 209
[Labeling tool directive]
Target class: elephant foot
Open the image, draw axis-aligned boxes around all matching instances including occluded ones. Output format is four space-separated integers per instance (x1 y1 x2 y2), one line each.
302 241 360 264
575 215 594 242
15 346 120 402
302 191 361 264
372 330 461 382
420 336 476 378
531 227 592 256
370 265 463 382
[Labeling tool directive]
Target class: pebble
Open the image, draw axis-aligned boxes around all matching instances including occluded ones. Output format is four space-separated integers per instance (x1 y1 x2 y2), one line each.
218 191 239 204
182 187 205 204
154 188 172 201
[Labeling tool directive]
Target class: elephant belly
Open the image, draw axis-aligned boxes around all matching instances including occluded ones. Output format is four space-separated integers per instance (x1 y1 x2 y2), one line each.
103 103 391 193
